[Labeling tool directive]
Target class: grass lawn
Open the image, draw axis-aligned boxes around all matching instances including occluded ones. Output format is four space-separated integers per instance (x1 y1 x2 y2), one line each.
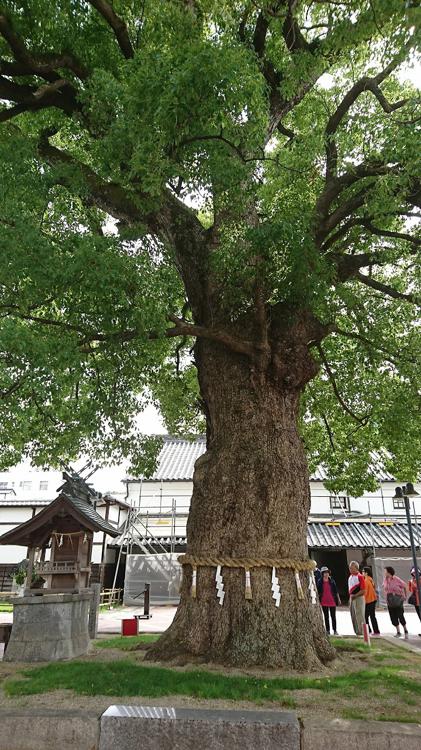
2 638 421 723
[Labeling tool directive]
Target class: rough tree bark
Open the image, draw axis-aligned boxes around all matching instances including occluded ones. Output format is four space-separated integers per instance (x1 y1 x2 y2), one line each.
147 313 335 669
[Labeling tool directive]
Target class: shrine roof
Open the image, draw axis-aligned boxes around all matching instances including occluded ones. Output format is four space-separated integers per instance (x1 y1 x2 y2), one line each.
0 473 119 547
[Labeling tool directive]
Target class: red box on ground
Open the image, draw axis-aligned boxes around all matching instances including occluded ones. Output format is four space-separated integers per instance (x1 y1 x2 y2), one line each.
121 618 138 636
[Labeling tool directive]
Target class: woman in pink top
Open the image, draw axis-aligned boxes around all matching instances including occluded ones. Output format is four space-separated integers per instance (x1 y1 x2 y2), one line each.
383 566 408 638
317 566 341 635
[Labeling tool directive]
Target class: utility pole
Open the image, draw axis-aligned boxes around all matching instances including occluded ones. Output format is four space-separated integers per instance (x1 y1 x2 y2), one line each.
393 483 421 611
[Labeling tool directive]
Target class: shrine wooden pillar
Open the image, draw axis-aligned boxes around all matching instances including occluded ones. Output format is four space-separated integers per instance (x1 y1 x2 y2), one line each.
24 546 36 595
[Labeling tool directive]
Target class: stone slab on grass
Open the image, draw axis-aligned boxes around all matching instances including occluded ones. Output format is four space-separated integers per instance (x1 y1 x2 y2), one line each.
302 717 421 750
99 705 300 750
0 708 100 750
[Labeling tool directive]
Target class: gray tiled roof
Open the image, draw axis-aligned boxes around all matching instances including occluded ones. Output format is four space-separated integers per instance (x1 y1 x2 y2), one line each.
116 522 415 550
142 437 207 481
129 436 395 483
308 521 414 548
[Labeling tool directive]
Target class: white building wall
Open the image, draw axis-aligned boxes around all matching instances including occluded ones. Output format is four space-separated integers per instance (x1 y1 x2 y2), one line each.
129 480 420 518
0 507 45 564
0 467 62 502
1 459 421 566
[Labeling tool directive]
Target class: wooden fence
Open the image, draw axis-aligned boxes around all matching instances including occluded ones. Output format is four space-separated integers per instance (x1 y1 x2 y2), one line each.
99 588 123 607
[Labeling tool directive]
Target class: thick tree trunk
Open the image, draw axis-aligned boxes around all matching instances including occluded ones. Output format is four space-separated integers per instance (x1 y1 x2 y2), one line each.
147 336 335 670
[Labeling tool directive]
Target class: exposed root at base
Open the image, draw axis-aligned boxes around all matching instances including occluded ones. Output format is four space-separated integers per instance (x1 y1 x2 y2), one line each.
145 633 336 673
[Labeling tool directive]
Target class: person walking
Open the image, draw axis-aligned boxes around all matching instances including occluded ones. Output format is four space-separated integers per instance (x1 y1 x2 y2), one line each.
363 567 380 635
383 566 408 639
348 561 366 635
407 567 421 635
317 566 341 635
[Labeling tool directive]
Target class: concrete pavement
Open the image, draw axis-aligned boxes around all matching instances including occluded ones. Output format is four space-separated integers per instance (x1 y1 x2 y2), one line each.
2 604 421 655
96 604 421 639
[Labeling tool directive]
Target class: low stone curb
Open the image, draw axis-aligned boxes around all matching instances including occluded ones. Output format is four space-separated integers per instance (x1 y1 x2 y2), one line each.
381 634 421 654
1 706 420 750
302 717 421 750
0 708 100 750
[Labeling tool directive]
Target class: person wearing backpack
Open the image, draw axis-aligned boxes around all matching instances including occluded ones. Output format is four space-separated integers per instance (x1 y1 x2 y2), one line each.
383 566 408 638
317 566 341 635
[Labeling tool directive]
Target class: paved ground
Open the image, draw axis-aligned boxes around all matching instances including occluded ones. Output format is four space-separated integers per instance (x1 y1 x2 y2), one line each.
2 605 421 655
96 605 421 651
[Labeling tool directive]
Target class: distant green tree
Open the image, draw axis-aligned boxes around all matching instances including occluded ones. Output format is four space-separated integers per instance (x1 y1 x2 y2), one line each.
0 1 419 667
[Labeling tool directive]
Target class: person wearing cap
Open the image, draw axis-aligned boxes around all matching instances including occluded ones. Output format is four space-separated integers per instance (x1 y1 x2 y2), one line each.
408 568 421 635
317 566 341 635
348 561 366 635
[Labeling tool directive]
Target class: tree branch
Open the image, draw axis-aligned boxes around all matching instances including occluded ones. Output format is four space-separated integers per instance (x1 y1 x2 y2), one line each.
166 315 255 357
316 343 371 424
321 412 336 450
316 162 397 226
87 0 134 59
332 326 417 367
38 134 208 320
317 184 372 243
324 45 412 179
282 0 310 52
276 120 296 142
358 220 420 250
0 13 88 79
0 374 28 400
0 71 81 119
252 11 271 58
354 272 420 304
334 252 380 281
0 102 29 122
38 137 147 226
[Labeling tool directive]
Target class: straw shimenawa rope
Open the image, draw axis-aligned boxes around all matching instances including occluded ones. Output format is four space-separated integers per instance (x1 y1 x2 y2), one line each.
178 555 316 572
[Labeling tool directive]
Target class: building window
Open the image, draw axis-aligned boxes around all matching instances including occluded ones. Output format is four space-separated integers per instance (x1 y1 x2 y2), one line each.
39 481 48 491
393 496 405 509
0 482 8 489
329 495 350 511
19 481 32 491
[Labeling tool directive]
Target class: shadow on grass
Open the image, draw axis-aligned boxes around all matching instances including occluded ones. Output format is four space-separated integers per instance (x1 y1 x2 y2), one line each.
94 635 160 651
330 638 370 653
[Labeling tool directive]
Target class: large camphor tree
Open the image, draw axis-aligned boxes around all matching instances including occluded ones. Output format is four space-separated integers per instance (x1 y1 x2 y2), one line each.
0 1 420 668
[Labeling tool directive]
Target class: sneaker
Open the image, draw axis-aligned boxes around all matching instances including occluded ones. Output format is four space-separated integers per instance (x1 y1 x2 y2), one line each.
394 632 401 638
404 632 409 640
372 632 380 636
333 631 339 636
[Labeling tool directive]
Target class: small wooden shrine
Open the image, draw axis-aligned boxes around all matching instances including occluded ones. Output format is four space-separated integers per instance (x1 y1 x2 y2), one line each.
0 472 119 595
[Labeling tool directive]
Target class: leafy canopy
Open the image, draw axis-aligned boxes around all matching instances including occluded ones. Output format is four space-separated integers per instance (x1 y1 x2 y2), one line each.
0 1 419 492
